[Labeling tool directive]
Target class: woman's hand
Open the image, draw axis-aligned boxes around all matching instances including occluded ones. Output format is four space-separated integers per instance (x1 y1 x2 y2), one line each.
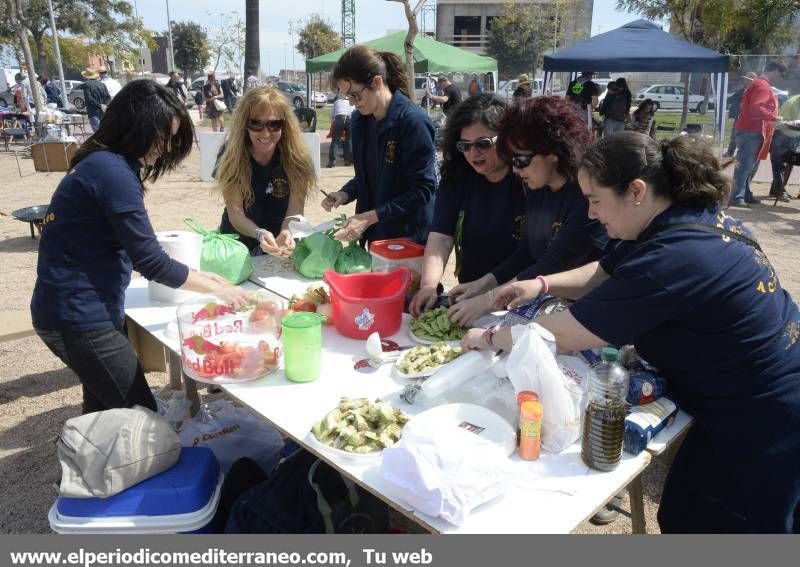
321 191 348 211
410 285 438 318
460 328 490 351
258 230 285 256
449 274 494 303
492 278 544 310
448 293 492 327
273 229 296 257
334 212 377 242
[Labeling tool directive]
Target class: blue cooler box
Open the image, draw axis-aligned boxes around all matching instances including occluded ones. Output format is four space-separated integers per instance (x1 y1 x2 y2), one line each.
48 447 222 534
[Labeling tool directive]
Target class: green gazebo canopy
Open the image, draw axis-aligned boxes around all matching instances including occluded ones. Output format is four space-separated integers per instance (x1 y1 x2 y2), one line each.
305 32 498 74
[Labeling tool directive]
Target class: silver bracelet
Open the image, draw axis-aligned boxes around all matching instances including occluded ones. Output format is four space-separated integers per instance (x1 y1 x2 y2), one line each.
487 288 495 303
255 228 268 242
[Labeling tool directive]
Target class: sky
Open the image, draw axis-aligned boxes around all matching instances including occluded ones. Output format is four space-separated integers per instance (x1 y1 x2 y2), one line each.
129 0 656 75
3 1 661 72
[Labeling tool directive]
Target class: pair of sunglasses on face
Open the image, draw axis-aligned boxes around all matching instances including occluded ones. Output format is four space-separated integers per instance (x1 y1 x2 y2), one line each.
456 136 497 153
247 118 285 132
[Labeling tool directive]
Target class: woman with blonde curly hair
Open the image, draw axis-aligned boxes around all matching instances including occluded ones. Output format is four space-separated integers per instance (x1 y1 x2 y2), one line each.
216 86 316 256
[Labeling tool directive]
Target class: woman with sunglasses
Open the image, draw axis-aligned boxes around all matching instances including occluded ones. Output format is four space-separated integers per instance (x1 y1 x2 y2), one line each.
216 87 316 256
447 96 608 326
321 45 437 244
410 94 526 317
31 80 247 415
463 133 800 533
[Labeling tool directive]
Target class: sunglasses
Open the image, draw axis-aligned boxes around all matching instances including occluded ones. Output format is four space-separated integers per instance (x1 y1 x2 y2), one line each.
247 118 284 132
511 154 535 168
456 136 497 153
344 76 374 102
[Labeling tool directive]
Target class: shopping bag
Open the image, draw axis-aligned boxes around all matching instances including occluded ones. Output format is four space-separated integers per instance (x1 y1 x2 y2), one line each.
184 217 253 284
213 99 227 112
334 241 372 274
506 323 583 453
291 231 342 279
178 399 285 474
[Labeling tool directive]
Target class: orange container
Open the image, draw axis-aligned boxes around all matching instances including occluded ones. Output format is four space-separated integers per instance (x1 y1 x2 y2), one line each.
519 400 543 460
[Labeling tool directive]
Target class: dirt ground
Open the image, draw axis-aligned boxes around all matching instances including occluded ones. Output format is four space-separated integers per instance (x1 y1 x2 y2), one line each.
1 135 799 534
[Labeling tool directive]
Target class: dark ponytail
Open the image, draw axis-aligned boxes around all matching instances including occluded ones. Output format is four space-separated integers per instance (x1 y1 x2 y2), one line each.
332 45 409 98
580 132 730 206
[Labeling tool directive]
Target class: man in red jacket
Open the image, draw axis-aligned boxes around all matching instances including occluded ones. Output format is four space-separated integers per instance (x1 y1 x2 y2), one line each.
730 61 787 207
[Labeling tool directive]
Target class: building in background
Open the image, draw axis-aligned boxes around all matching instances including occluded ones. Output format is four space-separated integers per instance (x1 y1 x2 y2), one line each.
435 0 593 54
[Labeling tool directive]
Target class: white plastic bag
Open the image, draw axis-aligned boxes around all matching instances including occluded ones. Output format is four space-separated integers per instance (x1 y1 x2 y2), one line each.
213 99 227 112
178 399 284 474
506 323 583 453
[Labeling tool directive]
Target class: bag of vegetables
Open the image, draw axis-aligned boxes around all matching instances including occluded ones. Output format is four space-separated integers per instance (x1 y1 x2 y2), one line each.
292 232 343 279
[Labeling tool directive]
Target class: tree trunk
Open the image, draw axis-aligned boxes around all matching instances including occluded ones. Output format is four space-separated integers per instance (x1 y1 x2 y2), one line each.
8 0 43 115
33 31 48 77
390 0 417 101
244 0 260 89
680 72 691 130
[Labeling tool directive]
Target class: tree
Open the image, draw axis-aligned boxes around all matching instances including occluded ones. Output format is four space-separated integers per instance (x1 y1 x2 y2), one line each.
0 0 153 76
296 14 340 61
387 0 417 101
488 1 582 79
207 14 245 74
4 0 43 114
171 21 209 79
244 0 259 85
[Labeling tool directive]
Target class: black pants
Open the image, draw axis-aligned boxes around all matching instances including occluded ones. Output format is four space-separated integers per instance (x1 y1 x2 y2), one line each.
328 115 352 164
36 325 157 414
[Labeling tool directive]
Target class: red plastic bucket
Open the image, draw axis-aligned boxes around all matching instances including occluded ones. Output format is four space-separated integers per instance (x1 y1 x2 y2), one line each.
322 267 411 339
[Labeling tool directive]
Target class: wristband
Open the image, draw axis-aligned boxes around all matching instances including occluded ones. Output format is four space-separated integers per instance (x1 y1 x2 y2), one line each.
536 275 549 295
255 228 268 242
483 325 500 348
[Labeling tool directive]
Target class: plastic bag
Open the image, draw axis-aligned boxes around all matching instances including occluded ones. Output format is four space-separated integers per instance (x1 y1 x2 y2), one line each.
334 241 372 274
292 231 343 279
184 217 254 284
506 323 583 453
178 399 285 474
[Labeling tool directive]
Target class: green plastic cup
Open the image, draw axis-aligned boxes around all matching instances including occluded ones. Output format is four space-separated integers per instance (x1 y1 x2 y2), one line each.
282 312 325 383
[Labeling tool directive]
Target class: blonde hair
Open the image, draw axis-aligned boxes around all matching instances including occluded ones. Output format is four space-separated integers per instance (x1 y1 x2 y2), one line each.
216 87 316 209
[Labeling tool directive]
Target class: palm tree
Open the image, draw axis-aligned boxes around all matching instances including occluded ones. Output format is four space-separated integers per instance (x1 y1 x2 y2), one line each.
244 0 260 87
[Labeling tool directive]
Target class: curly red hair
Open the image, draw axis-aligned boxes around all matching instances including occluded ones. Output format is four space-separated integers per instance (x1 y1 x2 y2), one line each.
496 96 592 182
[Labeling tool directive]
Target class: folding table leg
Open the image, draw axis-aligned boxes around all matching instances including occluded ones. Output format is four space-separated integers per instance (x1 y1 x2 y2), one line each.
628 475 647 534
164 348 201 416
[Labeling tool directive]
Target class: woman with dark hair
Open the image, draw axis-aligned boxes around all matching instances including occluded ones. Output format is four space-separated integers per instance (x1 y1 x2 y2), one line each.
447 96 608 326
410 94 525 317
631 98 657 138
465 132 800 533
320 45 437 244
31 79 246 414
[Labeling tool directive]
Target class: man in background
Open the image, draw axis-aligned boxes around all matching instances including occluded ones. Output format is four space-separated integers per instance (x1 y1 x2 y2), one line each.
566 71 600 123
98 66 122 98
220 74 239 113
769 91 800 202
79 68 111 132
513 74 532 103
327 93 353 168
427 75 461 118
468 74 484 96
166 71 188 106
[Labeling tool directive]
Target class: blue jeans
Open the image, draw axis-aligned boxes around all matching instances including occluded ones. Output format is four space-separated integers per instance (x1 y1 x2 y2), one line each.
328 115 352 164
36 325 157 414
88 114 101 132
731 131 763 203
769 131 800 196
603 118 626 137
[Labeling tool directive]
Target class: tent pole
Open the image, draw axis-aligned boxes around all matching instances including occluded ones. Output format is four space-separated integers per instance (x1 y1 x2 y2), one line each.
719 73 729 159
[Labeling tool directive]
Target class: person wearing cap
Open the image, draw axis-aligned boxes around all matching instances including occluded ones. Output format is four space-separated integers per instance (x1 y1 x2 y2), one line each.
565 71 601 123
427 75 462 117
78 68 111 132
724 72 758 157
730 61 788 207
467 74 483 96
98 66 122 98
513 74 532 102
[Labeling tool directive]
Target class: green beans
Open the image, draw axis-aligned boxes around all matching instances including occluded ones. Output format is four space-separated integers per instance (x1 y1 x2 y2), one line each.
410 306 466 342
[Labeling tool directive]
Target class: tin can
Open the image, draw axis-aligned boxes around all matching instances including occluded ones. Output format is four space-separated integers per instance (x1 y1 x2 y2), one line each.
519 400 543 460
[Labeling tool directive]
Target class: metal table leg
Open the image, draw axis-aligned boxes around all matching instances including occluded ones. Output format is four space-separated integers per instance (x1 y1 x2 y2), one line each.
628 475 647 534
164 347 201 416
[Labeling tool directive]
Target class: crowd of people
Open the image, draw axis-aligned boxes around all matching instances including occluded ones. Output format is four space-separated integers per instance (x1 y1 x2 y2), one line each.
27 47 800 534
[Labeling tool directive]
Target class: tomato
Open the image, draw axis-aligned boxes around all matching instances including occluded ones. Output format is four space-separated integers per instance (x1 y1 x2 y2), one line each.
255 300 281 315
291 299 317 313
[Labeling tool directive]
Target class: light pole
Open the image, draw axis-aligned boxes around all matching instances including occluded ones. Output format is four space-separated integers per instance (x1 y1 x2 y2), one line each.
283 43 287 81
45 0 68 107
132 0 145 75
288 21 296 82
165 0 175 72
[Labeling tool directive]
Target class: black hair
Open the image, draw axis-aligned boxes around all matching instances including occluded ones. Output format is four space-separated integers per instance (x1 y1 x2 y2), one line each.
765 61 788 75
440 93 507 186
332 45 409 98
14 73 22 81
580 131 730 206
633 98 655 119
70 79 194 184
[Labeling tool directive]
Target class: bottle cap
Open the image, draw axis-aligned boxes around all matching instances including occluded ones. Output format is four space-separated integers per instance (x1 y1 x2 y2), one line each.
517 391 540 406
601 347 619 362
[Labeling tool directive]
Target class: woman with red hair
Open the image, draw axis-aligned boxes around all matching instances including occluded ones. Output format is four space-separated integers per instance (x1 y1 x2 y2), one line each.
448 96 609 325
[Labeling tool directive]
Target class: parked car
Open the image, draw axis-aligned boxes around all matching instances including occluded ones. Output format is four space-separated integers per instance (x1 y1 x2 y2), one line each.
311 91 327 107
495 78 545 102
67 88 85 111
275 81 307 108
633 84 715 112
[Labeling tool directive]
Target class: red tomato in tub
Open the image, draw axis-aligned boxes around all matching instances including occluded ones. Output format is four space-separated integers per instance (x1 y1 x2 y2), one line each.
291 299 317 313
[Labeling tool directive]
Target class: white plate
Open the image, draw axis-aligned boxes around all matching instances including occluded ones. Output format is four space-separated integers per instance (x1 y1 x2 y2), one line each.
306 431 383 464
392 343 463 379
409 328 466 345
406 403 517 457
